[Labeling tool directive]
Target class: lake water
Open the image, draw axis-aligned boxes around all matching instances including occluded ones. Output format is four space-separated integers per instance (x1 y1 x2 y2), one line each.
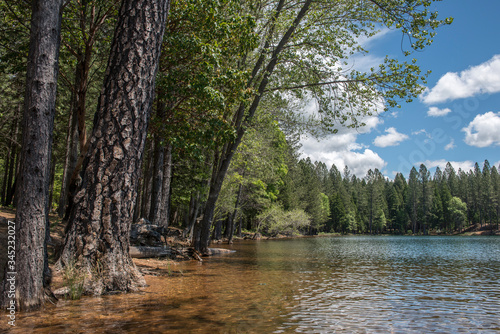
6 236 500 333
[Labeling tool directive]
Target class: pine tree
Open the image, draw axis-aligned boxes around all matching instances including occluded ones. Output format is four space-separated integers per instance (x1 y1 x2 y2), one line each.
57 0 170 295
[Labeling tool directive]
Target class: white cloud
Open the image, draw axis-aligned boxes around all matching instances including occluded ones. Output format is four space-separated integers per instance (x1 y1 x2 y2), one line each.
421 160 475 173
444 139 456 151
422 54 500 104
301 146 386 177
462 111 500 147
300 113 385 177
373 127 409 147
427 106 452 117
412 129 432 138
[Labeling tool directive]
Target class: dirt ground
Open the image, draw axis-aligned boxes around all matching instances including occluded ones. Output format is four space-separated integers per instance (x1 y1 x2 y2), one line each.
0 208 186 292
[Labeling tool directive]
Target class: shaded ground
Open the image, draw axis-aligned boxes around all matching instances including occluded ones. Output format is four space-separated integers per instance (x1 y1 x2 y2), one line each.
0 208 193 293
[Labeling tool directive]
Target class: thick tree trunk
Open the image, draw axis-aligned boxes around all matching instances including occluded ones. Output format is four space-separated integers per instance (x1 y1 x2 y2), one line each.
57 0 169 295
0 0 63 311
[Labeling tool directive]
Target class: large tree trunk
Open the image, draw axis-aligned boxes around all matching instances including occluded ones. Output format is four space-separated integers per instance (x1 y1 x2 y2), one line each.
57 0 169 295
0 0 63 311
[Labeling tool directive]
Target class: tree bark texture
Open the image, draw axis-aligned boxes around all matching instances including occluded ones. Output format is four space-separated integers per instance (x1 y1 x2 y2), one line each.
58 0 169 295
0 0 63 311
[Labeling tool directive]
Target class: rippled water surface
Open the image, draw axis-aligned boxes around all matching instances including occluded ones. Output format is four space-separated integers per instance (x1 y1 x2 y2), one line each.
7 236 500 333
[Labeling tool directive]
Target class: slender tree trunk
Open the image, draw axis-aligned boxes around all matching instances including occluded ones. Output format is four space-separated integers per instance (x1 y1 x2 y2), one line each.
227 182 243 244
141 140 153 219
57 0 169 295
2 114 20 204
4 112 20 207
1 150 8 204
192 0 313 254
184 191 201 239
157 142 172 226
48 157 57 211
149 136 164 223
58 98 79 217
149 97 167 224
0 0 63 311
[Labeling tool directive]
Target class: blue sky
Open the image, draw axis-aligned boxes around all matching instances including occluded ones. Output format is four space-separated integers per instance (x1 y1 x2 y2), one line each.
300 0 500 178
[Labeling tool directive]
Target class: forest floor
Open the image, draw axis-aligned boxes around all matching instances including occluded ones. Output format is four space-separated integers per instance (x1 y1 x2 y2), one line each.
0 207 190 294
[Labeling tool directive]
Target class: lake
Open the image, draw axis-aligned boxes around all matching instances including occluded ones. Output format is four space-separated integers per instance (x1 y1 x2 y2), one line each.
7 236 500 333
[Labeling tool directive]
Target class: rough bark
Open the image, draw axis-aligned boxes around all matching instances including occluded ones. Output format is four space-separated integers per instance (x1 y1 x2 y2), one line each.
0 0 63 311
57 0 169 295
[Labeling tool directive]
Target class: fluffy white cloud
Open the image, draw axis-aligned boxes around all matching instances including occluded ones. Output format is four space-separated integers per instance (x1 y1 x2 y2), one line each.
427 106 452 117
422 54 500 104
300 113 386 176
373 127 409 147
462 111 500 147
444 139 456 151
301 145 386 177
421 160 475 173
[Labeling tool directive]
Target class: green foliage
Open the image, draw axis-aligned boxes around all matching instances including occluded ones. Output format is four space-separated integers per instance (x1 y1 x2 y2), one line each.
62 261 86 300
257 204 311 237
449 196 467 231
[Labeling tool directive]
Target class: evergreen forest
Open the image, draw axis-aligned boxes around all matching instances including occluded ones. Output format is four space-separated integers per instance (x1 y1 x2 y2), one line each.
6 0 497 313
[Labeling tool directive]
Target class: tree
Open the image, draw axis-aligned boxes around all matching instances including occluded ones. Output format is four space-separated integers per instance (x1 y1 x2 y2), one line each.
57 0 169 295
407 167 419 234
490 166 500 230
481 160 494 227
193 0 451 253
366 169 385 234
418 164 432 234
57 0 119 218
449 196 467 232
0 0 63 311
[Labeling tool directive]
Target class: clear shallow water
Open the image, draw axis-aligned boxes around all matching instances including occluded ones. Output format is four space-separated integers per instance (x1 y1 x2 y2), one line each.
6 236 500 333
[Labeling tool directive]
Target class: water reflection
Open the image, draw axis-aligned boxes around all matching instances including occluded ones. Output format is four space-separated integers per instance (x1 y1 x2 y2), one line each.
5 236 500 333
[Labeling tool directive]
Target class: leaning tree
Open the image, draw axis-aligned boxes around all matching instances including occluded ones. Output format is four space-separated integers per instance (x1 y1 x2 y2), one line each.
57 0 170 295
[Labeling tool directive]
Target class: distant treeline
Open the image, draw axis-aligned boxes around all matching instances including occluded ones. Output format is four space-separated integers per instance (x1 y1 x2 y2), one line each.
278 158 499 235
